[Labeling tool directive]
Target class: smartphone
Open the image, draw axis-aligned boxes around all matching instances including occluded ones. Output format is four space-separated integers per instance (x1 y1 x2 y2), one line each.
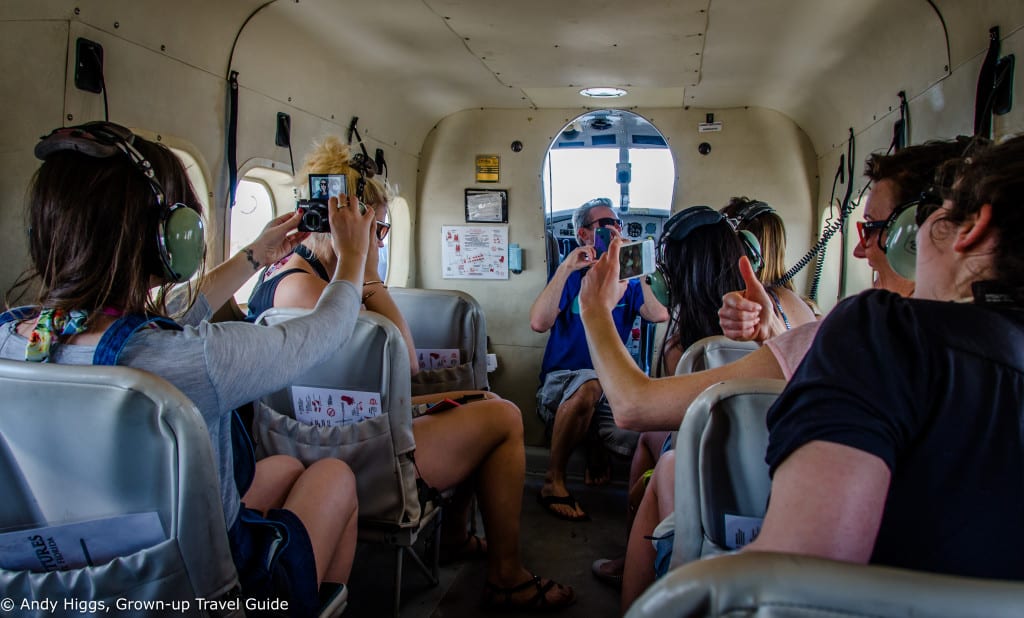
425 398 462 414
618 239 656 280
594 227 612 258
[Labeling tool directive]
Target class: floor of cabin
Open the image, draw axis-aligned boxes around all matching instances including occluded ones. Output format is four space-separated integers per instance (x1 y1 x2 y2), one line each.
344 446 629 618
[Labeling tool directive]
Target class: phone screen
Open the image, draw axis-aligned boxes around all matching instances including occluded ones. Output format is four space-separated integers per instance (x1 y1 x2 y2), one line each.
594 228 612 257
619 240 653 279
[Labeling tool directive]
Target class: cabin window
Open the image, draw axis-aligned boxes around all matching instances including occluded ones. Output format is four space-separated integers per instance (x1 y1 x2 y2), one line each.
382 193 410 285
230 179 275 304
542 110 675 267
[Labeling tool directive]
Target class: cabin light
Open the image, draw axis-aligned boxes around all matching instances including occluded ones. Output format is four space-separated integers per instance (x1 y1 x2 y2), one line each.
579 87 627 98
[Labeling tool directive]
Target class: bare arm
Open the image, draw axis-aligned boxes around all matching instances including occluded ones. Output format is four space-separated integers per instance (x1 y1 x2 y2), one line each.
580 238 784 431
359 231 420 374
638 276 669 323
530 245 595 332
745 440 891 563
198 212 309 312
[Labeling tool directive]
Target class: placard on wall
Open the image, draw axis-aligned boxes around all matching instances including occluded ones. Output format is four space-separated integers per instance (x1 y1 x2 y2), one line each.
475 155 500 183
441 225 508 280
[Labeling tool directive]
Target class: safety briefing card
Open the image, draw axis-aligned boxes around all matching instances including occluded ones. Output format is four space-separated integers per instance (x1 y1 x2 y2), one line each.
415 348 460 371
441 225 509 279
0 512 165 572
291 386 382 427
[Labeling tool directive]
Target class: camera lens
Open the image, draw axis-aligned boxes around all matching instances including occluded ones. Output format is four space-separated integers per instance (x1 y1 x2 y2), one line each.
303 210 321 231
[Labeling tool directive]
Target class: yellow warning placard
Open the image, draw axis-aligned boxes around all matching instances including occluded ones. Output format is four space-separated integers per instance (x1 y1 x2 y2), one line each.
475 155 500 183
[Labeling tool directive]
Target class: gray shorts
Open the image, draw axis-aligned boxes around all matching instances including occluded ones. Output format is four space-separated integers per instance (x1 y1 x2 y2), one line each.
537 369 639 457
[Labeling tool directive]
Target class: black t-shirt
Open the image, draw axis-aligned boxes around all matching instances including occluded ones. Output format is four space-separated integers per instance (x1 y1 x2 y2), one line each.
766 289 1024 580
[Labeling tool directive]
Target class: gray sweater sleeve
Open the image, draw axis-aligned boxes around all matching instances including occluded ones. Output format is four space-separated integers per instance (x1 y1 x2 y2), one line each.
192 280 361 412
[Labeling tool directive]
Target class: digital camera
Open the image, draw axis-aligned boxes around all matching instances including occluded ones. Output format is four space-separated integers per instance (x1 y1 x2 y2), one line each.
296 195 368 233
296 199 331 233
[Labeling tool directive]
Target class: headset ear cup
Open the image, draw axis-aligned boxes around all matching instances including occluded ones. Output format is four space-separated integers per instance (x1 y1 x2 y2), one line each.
646 270 671 307
884 205 918 281
738 229 763 273
160 205 205 282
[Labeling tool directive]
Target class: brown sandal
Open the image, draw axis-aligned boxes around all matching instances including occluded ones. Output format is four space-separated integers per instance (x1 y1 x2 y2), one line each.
481 575 576 612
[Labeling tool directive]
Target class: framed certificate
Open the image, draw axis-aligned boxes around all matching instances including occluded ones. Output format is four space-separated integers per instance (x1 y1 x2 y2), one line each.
464 189 508 223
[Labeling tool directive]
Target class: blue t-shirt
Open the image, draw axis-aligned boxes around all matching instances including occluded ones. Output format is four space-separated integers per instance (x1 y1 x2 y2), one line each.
539 268 644 380
766 289 1024 580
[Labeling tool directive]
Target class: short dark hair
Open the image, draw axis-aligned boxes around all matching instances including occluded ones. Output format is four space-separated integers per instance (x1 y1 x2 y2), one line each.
940 134 1024 296
864 137 978 204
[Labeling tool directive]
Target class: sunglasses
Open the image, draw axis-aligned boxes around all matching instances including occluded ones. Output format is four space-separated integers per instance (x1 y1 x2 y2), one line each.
855 188 946 249
583 217 622 229
375 220 391 241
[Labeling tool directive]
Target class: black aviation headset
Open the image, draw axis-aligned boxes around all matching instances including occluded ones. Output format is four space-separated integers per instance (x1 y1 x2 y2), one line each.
724 199 775 272
860 187 945 281
34 122 206 282
646 205 764 306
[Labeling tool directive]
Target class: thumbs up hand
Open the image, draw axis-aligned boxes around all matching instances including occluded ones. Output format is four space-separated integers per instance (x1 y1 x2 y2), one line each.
718 255 779 343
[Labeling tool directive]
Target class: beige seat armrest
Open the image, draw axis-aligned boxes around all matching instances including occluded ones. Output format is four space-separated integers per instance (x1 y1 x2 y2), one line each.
628 551 1024 618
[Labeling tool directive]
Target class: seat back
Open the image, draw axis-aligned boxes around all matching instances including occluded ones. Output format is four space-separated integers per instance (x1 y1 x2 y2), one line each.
627 552 1024 618
388 287 490 394
0 359 240 615
671 378 785 568
254 309 420 528
675 336 760 375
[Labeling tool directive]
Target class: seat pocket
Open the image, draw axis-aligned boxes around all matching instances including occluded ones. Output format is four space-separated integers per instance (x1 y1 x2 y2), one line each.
253 403 420 527
0 538 233 617
410 362 476 395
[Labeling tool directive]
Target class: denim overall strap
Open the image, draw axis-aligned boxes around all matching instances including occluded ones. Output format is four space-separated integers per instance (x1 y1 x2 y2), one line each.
0 306 39 327
92 314 181 366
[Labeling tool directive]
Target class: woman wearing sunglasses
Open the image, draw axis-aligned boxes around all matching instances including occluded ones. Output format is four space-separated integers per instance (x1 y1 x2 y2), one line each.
745 134 1024 579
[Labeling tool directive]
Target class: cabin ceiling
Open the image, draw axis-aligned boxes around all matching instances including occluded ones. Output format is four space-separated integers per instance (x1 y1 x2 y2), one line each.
5 0 1022 157
233 0 1019 155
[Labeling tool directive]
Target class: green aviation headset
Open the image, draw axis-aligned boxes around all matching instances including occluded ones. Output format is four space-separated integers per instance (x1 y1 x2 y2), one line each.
861 188 944 281
646 205 764 306
35 122 205 282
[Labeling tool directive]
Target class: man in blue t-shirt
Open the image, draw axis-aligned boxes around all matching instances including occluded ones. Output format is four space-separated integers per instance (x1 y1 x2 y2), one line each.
530 198 668 520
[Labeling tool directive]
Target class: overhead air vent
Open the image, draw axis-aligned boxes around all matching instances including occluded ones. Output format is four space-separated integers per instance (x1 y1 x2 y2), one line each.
591 118 613 131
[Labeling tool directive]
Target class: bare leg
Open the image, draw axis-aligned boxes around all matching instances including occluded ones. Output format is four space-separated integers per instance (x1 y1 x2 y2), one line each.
593 430 673 584
413 398 573 605
621 451 675 615
281 458 359 585
243 455 305 512
542 379 602 518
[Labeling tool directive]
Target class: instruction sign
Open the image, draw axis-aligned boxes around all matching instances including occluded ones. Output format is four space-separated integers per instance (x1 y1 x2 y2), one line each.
475 154 500 183
442 225 508 280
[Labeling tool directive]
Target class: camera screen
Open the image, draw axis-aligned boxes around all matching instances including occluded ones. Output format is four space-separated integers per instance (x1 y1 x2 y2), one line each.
309 174 347 202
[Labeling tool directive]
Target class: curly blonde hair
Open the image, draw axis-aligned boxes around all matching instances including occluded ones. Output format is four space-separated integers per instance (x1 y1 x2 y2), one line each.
298 135 389 257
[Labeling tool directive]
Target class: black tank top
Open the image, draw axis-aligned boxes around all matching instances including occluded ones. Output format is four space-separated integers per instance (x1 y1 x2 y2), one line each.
245 245 329 322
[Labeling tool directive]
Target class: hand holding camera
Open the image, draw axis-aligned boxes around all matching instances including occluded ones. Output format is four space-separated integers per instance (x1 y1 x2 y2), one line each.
297 173 367 233
328 195 374 273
